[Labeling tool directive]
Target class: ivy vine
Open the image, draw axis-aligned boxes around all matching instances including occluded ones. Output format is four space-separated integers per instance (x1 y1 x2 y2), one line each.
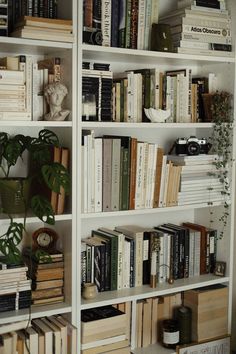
208 91 233 239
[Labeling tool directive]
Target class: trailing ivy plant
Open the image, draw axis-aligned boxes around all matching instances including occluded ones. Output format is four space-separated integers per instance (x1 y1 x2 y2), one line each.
0 129 70 264
208 91 233 239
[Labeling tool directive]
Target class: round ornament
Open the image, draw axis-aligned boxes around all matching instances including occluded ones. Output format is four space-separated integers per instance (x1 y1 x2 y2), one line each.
32 227 58 252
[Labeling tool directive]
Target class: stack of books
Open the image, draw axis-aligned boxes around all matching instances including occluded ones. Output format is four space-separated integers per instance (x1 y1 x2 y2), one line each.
82 62 113 122
0 315 77 353
0 55 31 121
11 16 74 42
168 155 227 206
23 249 64 306
81 222 217 292
160 0 233 57
0 260 31 313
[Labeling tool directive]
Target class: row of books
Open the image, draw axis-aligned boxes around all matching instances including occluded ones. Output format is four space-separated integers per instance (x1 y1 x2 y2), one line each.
83 0 159 50
0 0 9 36
23 249 64 306
0 55 62 122
81 222 217 292
0 315 76 353
160 0 233 58
0 261 31 313
81 303 131 353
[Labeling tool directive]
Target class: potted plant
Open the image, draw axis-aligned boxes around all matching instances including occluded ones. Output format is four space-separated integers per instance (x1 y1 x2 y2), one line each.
0 129 70 264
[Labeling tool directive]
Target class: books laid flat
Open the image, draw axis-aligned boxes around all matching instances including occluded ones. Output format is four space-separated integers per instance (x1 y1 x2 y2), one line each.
11 28 74 42
15 16 73 30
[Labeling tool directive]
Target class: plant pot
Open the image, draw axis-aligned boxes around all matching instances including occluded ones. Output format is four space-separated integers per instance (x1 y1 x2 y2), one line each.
0 178 30 214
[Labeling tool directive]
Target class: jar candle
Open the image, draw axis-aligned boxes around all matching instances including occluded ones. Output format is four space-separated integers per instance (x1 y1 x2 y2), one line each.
162 319 179 349
177 306 192 344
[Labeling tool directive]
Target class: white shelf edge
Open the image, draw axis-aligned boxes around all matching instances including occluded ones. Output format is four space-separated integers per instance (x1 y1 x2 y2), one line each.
132 342 175 354
0 36 73 49
81 202 227 219
81 275 230 310
0 303 72 325
0 213 72 225
81 122 214 129
0 121 73 127
82 44 235 63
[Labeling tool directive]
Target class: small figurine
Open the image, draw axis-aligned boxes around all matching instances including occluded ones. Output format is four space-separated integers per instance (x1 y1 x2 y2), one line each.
144 108 171 123
44 82 70 121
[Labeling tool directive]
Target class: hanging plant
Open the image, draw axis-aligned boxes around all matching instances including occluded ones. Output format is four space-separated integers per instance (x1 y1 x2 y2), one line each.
208 91 233 239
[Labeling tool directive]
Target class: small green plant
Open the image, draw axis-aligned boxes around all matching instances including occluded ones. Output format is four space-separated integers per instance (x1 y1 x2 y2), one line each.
0 129 70 264
208 91 233 239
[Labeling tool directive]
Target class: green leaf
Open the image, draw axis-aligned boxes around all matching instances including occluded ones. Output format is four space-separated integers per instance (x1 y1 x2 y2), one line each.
35 250 52 263
6 222 24 245
38 129 59 146
31 195 55 225
3 140 22 167
41 162 70 194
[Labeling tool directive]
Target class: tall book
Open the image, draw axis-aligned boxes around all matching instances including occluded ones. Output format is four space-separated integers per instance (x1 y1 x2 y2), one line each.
56 147 69 215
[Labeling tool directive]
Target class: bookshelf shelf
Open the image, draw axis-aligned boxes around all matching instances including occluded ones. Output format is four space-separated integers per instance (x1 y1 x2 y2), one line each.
0 37 73 54
0 214 72 225
132 343 175 354
0 303 72 325
0 121 73 127
81 275 230 310
81 122 214 129
81 201 227 219
82 44 235 65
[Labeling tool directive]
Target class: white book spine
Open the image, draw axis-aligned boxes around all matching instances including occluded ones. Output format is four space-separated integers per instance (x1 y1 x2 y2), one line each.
0 111 31 120
133 74 138 123
208 72 217 93
158 235 165 283
94 138 103 213
123 239 131 288
91 136 95 212
182 16 231 28
150 144 158 208
137 0 146 50
137 73 143 123
127 72 134 122
87 132 93 213
117 235 124 290
111 139 121 211
145 143 155 208
141 142 149 209
151 0 159 25
102 0 112 47
174 32 232 44
144 0 152 50
181 24 231 38
158 155 167 207
162 163 170 207
135 142 144 209
25 56 32 116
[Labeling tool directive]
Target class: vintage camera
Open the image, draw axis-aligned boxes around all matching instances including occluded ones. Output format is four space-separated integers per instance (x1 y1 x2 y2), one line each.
175 136 211 155
83 26 103 46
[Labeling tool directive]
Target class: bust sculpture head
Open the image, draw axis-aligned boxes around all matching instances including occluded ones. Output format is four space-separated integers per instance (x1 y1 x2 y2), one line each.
44 82 70 121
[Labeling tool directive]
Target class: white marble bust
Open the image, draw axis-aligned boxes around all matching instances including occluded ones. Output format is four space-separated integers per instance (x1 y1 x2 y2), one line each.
44 82 70 121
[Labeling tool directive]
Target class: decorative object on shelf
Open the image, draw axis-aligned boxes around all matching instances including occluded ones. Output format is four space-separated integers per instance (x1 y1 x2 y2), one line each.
177 335 230 354
44 82 70 121
32 227 58 253
214 261 226 276
83 26 103 45
82 283 97 300
0 129 70 264
150 24 173 52
170 136 212 156
208 91 233 239
176 306 192 345
162 319 179 349
82 93 97 121
144 108 171 123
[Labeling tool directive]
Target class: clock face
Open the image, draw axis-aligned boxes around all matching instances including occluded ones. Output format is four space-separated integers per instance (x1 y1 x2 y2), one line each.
37 232 52 248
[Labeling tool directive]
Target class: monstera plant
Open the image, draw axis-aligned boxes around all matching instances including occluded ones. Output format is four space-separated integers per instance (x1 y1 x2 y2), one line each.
0 129 70 264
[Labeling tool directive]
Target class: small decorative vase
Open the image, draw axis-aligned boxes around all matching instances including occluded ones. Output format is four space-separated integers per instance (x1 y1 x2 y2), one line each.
82 283 97 300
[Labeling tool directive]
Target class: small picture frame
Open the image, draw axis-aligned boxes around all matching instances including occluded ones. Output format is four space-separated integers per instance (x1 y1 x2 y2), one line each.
214 261 226 276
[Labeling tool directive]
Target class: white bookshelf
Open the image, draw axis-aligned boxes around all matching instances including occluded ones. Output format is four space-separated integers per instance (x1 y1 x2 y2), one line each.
78 0 236 353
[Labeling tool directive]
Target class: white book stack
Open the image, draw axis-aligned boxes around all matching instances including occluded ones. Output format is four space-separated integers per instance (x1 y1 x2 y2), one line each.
168 154 227 206
0 55 32 121
159 0 233 57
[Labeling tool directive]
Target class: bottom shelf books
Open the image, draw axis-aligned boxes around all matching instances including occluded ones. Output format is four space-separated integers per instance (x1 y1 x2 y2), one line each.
0 315 77 354
81 302 131 354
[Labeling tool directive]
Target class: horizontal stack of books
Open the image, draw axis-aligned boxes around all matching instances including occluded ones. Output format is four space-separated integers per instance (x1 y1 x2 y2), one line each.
82 62 113 122
11 16 74 42
168 155 227 206
83 0 159 50
0 55 31 121
0 315 77 353
81 222 217 292
23 249 64 306
0 0 8 36
160 0 232 57
0 260 31 313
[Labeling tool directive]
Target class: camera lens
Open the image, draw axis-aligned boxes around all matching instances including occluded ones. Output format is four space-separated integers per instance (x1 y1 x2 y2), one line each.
94 31 103 45
187 141 200 155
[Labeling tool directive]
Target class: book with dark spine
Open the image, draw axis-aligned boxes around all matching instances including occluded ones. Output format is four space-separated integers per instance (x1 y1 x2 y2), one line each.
125 0 132 48
133 68 151 122
43 0 49 17
111 0 119 47
130 0 138 49
93 0 101 29
92 231 111 291
84 0 93 27
33 0 39 17
27 0 33 16
118 0 126 47
206 228 217 273
39 0 44 17
102 138 112 211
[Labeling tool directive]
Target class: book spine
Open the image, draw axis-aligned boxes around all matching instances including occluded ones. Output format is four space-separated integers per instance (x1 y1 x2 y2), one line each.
172 233 179 279
111 138 121 211
135 234 143 287
94 138 103 212
137 0 146 50
33 0 39 16
130 0 138 49
57 148 69 215
118 0 126 47
93 0 102 29
144 0 152 50
121 144 130 210
104 241 111 291
209 229 217 273
111 0 119 47
39 0 44 17
184 229 190 278
43 0 49 17
48 0 54 18
102 139 112 212
194 231 201 276
102 0 111 46
117 235 124 290
129 138 137 210
141 142 149 208
83 136 88 213
27 0 33 16
123 238 131 288
142 232 150 284
86 245 92 282
130 238 135 287
205 230 210 273
110 237 118 290
94 245 104 292
125 0 132 48
174 32 232 44
135 142 144 209
84 0 93 27
200 229 207 274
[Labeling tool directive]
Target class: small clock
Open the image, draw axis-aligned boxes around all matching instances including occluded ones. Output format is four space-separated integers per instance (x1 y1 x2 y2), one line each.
32 227 58 253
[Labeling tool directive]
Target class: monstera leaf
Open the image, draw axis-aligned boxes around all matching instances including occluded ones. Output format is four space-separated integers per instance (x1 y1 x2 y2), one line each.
31 195 55 225
41 162 70 194
6 222 24 245
0 222 24 264
35 249 52 263
38 129 60 146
